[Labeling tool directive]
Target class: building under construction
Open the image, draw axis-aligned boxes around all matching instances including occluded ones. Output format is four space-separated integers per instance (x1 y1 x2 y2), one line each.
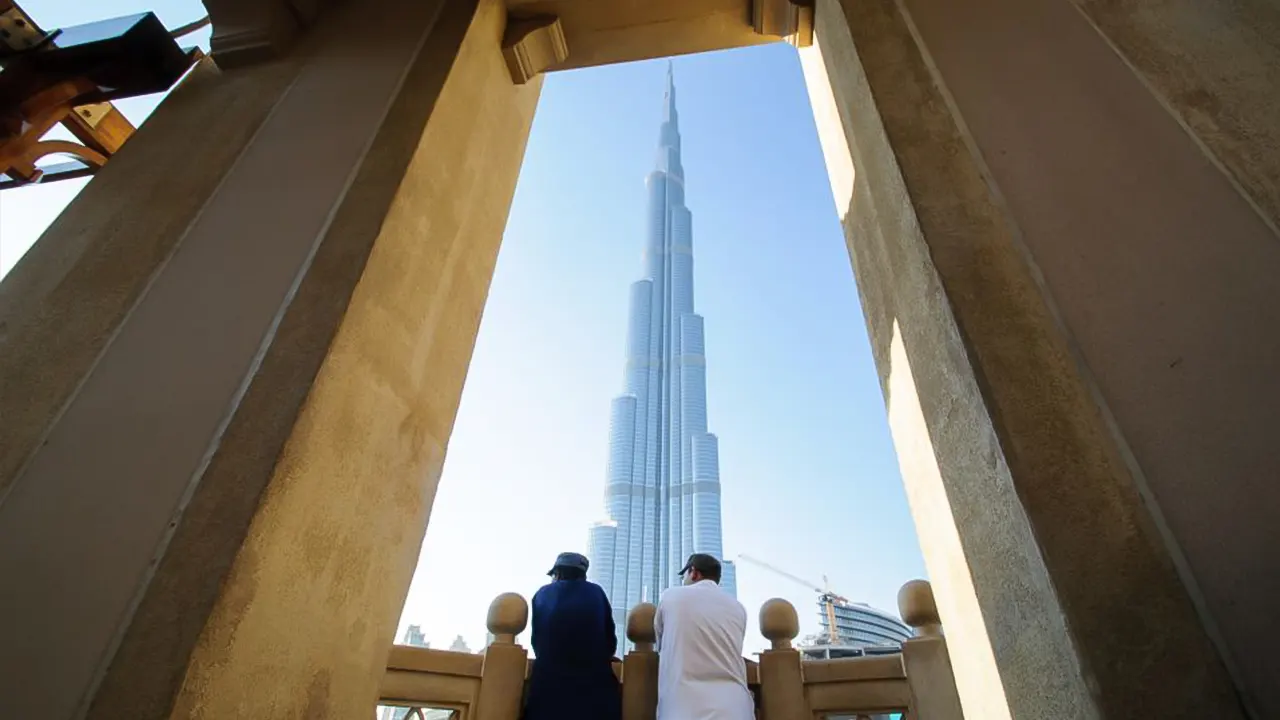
737 555 911 658
800 597 913 660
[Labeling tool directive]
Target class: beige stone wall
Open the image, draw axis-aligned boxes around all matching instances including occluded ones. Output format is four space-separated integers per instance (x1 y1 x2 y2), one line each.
901 0 1280 714
799 4 1089 714
1069 0 1280 231
0 54 307 720
0 57 297 501
0 0 538 717
166 0 542 716
800 0 1251 717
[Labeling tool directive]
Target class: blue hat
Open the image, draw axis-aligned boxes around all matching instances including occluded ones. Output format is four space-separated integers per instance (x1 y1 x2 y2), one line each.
548 551 589 576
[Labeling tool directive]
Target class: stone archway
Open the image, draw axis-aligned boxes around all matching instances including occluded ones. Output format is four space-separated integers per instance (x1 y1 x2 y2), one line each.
0 0 1275 718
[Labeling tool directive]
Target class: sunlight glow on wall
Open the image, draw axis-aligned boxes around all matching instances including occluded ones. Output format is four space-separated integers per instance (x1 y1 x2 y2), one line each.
798 36 855 221
885 319 1013 720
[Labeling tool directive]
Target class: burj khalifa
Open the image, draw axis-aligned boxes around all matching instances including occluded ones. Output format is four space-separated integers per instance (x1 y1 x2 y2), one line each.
587 65 736 645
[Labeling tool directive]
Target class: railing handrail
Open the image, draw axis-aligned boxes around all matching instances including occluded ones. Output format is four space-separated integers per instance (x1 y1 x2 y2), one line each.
378 580 964 720
386 646 485 677
376 643 495 717
801 652 911 716
801 653 906 683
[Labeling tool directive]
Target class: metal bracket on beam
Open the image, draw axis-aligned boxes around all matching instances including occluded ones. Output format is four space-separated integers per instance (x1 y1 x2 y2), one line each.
0 3 50 55
502 14 567 85
0 3 199 190
752 0 814 48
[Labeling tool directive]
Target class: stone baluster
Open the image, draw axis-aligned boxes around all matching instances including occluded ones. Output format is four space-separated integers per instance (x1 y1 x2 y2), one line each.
898 580 965 719
623 603 659 720
757 598 810 720
475 592 530 720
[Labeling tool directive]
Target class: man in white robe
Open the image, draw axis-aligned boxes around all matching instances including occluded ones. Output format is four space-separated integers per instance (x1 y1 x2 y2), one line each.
655 553 756 720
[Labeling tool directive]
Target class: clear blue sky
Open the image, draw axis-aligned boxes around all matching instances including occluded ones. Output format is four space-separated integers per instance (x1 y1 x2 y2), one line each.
1 2 925 654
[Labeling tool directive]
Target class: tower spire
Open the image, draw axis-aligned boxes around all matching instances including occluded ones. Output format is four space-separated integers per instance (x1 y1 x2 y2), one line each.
663 61 677 124
655 61 683 177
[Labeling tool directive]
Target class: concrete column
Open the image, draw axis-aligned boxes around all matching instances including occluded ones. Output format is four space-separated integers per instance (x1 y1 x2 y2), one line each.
897 0 1280 715
0 0 540 717
799 0 1252 718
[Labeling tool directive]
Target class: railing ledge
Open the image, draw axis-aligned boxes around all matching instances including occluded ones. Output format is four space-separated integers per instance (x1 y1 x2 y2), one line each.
386 646 484 677
801 653 907 683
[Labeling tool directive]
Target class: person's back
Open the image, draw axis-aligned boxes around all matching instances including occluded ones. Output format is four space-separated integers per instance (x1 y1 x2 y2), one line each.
522 553 620 720
656 554 754 720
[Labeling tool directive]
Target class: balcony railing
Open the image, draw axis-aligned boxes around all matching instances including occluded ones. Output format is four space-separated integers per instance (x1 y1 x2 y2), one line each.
377 580 964 720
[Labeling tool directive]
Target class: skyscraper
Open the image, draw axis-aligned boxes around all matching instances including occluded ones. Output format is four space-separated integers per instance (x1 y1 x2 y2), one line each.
587 65 736 648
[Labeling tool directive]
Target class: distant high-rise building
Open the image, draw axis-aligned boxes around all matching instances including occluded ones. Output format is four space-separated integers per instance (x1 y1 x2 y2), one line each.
404 624 428 649
586 64 736 650
720 561 737 599
448 635 472 654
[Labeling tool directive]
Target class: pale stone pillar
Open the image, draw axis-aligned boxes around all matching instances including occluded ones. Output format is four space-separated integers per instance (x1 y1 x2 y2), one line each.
0 0 541 718
622 603 659 720
896 0 1280 715
475 593 530 720
797 0 1248 719
757 599 809 720
899 580 964 720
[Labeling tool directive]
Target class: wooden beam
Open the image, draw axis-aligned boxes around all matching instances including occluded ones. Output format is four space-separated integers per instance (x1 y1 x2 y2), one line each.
0 1 175 189
65 103 136 156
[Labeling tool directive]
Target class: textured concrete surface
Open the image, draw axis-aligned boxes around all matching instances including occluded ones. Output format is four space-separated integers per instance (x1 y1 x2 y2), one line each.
904 0 1280 715
84 1 462 716
802 0 1246 717
0 0 535 716
0 57 295 502
1070 0 1280 233
0 57 302 720
166 0 540 716
800 6 1081 717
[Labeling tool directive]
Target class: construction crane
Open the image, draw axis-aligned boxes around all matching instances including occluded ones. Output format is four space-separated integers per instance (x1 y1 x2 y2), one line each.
738 554 850 644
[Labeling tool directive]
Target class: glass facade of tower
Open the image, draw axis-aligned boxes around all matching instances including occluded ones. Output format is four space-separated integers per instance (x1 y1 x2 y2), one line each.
586 66 735 649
